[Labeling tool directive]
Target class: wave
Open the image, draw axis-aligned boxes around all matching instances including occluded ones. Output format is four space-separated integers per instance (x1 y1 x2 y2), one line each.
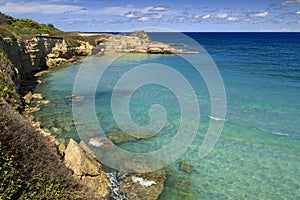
209 115 226 121
214 118 295 139
257 127 293 137
271 131 290 137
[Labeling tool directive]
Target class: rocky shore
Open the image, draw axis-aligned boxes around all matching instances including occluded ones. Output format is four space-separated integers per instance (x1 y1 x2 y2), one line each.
1 29 191 199
102 31 196 54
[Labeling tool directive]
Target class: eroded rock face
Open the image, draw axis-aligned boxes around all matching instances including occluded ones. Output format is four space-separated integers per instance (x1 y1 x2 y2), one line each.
64 139 110 198
73 41 94 56
1 35 95 82
25 37 75 68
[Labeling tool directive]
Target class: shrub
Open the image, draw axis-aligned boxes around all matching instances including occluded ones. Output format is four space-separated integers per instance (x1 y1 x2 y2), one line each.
0 51 19 105
66 38 81 47
0 146 68 200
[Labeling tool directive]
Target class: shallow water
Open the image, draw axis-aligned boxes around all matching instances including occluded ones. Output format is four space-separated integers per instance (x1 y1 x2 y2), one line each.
32 32 300 199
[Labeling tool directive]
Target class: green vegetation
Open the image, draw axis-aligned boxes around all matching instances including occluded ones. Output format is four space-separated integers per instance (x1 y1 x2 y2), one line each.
0 145 72 200
66 38 81 47
0 43 82 199
0 51 18 104
0 12 100 200
0 12 63 38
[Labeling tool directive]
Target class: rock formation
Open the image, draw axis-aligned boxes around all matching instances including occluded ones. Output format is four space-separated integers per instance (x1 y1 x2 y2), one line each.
119 172 166 200
64 139 111 198
101 31 196 54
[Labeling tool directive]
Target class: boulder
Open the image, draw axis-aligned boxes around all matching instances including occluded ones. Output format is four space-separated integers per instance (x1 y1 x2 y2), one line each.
64 139 110 198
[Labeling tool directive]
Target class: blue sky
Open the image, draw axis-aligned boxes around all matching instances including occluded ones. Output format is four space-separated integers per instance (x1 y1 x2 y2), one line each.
0 0 299 32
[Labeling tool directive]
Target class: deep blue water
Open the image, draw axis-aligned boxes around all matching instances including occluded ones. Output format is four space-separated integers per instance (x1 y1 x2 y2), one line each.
32 32 300 199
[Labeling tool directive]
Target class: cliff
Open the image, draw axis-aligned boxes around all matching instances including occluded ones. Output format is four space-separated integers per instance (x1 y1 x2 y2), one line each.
0 47 101 199
0 35 92 82
0 13 105 199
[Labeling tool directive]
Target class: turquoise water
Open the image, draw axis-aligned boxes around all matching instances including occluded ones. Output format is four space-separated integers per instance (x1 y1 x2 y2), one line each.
31 33 300 199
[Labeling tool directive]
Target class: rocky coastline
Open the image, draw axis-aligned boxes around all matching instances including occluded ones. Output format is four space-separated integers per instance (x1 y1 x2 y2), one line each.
1 29 193 199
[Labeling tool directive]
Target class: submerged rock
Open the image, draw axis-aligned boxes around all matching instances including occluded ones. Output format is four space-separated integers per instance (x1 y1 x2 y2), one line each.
89 137 115 148
41 99 50 104
107 129 139 144
65 94 85 103
119 171 166 200
178 161 195 173
50 127 62 135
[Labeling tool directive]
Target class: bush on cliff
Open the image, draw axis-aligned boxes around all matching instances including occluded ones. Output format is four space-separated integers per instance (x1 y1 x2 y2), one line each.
0 50 19 105
0 101 88 199
0 12 63 38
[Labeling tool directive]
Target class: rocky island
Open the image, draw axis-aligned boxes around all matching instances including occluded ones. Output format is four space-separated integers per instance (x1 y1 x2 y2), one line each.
0 12 195 199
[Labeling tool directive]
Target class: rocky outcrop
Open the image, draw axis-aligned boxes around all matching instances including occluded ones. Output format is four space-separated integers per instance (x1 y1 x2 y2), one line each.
101 31 196 54
64 139 110 199
73 41 93 56
119 172 166 200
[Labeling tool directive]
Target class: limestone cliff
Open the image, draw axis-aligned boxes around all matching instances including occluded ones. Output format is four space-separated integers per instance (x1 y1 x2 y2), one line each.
0 35 93 84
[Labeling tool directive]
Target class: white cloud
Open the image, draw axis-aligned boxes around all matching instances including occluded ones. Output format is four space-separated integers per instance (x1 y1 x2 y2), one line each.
249 11 269 18
95 5 134 15
194 15 202 19
227 17 238 21
124 10 162 21
297 11 300 15
215 13 228 19
282 0 300 6
0 1 85 14
137 17 150 21
124 11 142 18
202 14 211 19
96 5 173 16
147 6 170 12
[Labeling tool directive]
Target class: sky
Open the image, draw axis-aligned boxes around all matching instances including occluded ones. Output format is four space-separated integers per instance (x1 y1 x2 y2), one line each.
0 0 299 32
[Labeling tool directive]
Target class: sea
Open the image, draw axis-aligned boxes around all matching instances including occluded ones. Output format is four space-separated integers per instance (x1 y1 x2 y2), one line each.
31 32 300 199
